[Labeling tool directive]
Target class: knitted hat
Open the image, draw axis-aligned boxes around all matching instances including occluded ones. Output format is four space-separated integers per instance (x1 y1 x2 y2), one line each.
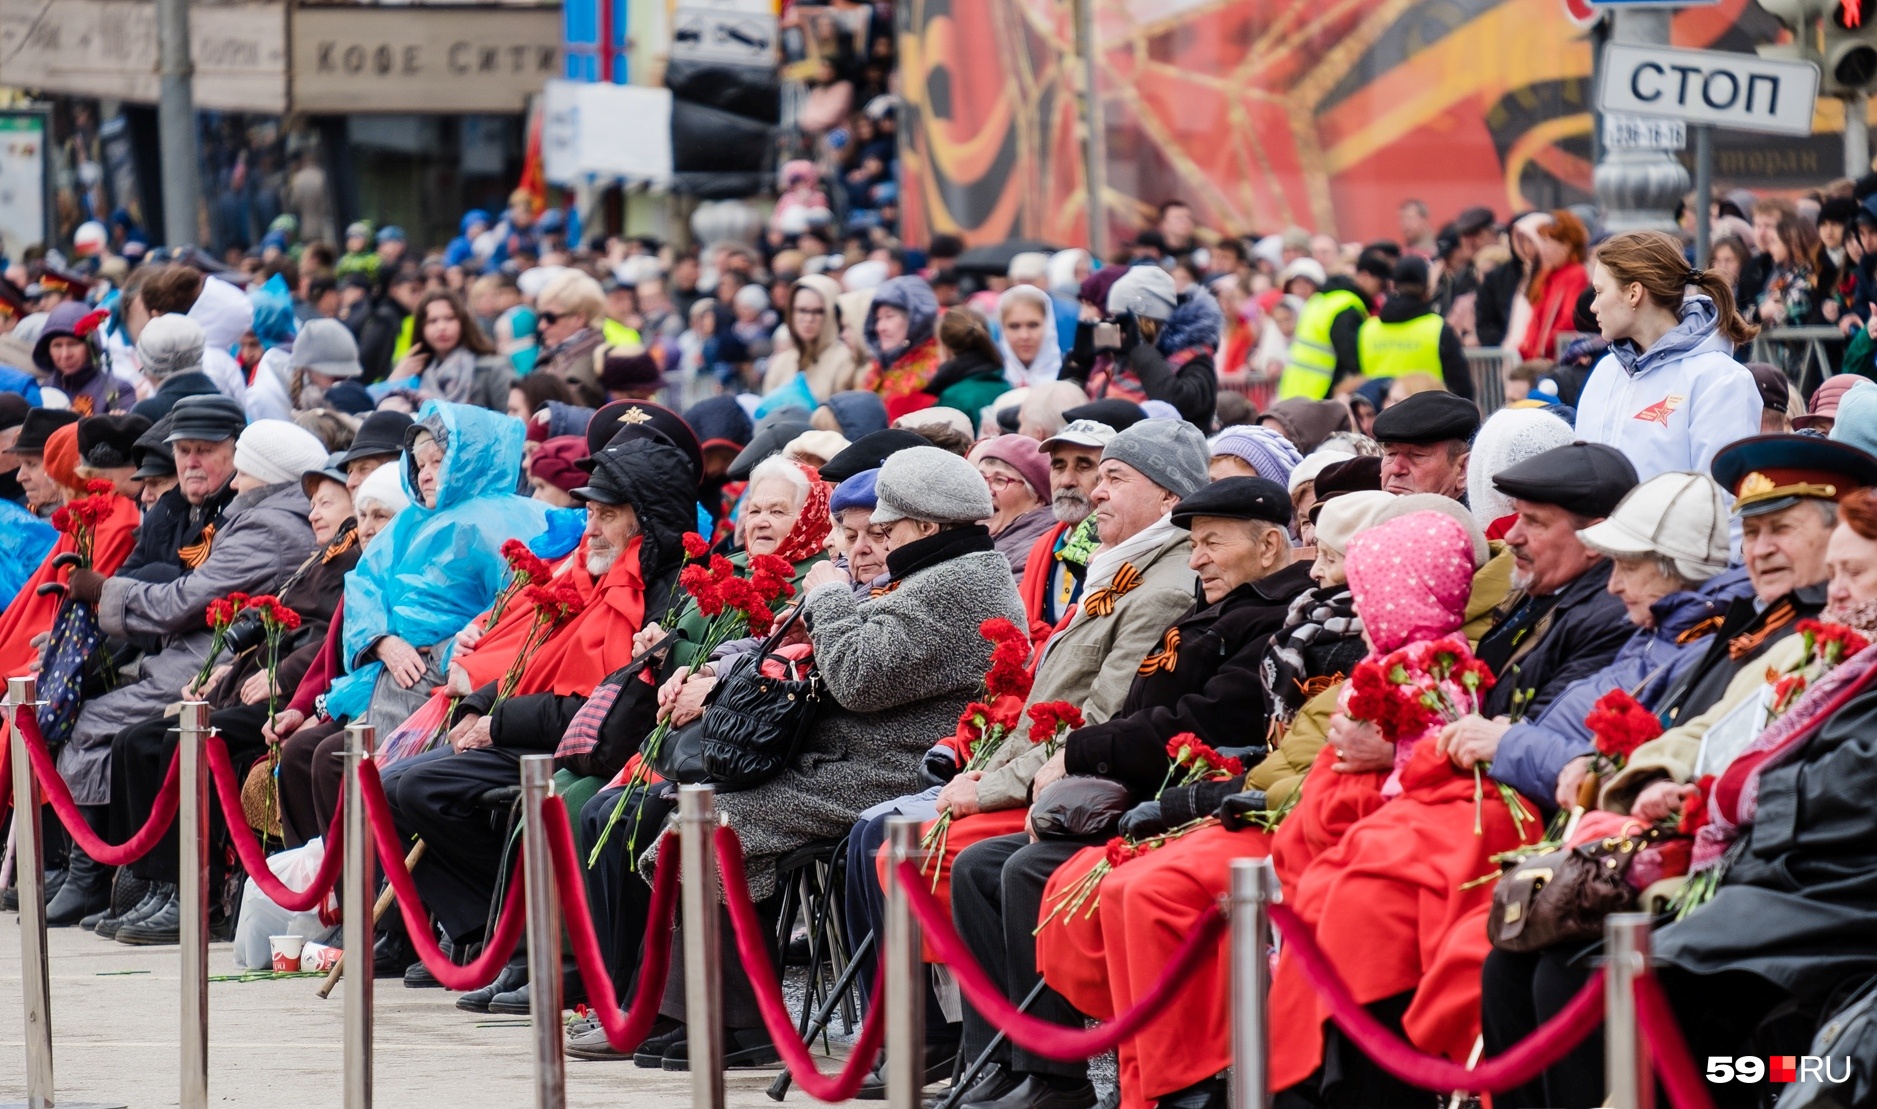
1466 407 1576 529
1102 419 1209 499
290 318 363 379
1313 490 1396 556
77 413 151 469
1577 472 1731 583
830 468 880 515
872 445 994 526
354 457 411 515
1106 265 1178 322
135 314 205 379
234 419 330 487
529 436 591 493
1210 425 1304 487
973 433 1051 499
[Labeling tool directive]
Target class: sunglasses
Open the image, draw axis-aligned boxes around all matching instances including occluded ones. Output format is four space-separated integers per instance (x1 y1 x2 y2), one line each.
538 311 565 325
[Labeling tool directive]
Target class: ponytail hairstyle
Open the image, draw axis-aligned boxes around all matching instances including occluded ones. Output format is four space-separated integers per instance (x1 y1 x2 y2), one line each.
1593 230 1759 346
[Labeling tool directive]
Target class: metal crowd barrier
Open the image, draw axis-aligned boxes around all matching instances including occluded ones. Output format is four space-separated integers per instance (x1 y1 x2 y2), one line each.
1751 325 1846 398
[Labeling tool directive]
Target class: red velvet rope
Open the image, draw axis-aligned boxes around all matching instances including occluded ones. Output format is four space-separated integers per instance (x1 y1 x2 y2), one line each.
356 759 525 992
1634 974 1720 1109
540 793 679 1053
719 826 888 1101
204 735 344 912
1269 902 1605 1092
1 728 11 823
893 858 1228 1061
17 707 179 866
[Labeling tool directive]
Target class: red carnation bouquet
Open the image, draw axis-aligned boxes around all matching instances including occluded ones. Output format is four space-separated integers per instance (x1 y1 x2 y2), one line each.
1038 732 1240 928
1574 687 1664 812
193 591 251 695
493 578 586 704
486 539 553 628
50 479 119 569
919 618 1036 885
590 539 798 865
1769 619 1870 715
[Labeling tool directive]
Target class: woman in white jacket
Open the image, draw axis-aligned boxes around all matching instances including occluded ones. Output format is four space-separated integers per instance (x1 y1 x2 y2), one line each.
1576 230 1763 482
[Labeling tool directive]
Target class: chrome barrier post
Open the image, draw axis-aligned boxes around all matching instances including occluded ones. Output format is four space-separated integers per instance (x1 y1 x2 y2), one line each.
342 723 376 1109
520 755 565 1109
678 784 724 1109
178 700 211 1109
885 817 926 1109
1605 913 1654 1109
1229 858 1276 1109
8 676 52 1109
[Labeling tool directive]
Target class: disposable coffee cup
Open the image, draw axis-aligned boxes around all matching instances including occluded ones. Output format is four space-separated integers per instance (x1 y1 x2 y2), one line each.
269 934 307 972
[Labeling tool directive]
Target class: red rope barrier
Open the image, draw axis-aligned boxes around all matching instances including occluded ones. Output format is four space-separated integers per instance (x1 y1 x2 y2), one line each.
1269 902 1605 1092
719 827 888 1101
356 760 525 992
1634 974 1719 1109
204 735 343 912
17 708 178 866
893 858 1227 1062
540 793 679 1053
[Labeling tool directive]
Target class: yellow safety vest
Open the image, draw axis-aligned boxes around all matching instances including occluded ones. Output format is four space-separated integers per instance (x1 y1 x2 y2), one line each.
1278 288 1368 400
1356 313 1445 379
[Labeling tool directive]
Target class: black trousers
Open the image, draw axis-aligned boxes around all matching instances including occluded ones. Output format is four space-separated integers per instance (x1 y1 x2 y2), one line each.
578 784 677 997
952 833 1093 1082
277 716 348 849
1272 991 1426 1109
1481 945 1605 1109
108 702 269 885
380 746 527 943
844 808 958 1042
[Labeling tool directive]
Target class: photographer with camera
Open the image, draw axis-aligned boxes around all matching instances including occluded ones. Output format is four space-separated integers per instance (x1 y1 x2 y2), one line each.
1061 265 1221 427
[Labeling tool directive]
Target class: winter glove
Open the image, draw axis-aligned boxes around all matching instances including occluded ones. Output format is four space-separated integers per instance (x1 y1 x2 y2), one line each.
1116 800 1166 840
1116 311 1143 355
1218 790 1272 832
921 744 963 787
1159 776 1244 828
65 568 106 606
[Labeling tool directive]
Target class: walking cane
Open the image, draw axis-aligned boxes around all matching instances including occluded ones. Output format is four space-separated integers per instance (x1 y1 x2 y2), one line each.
318 839 427 999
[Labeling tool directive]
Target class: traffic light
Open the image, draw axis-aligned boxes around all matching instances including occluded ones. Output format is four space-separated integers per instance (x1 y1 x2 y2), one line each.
1822 0 1877 93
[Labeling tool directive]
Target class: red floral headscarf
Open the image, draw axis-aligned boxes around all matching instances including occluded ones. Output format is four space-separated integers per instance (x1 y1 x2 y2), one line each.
771 462 833 566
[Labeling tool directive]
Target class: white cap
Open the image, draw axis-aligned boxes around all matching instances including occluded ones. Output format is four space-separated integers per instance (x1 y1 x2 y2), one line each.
1278 258 1327 289
1288 449 1355 494
1007 252 1050 282
894 406 975 440
1576 471 1731 584
1040 419 1118 451
1314 490 1396 556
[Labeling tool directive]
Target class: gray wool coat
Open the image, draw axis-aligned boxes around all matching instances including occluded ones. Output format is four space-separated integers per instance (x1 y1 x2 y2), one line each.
62 481 317 805
647 547 1025 900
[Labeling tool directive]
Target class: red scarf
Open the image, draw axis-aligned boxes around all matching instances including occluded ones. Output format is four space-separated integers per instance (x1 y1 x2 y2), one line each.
513 536 648 698
772 467 833 565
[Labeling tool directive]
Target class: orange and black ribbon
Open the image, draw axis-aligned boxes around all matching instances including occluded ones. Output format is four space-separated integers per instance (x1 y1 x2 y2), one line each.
178 523 217 570
1728 598 1797 660
1137 626 1180 675
1082 563 1143 618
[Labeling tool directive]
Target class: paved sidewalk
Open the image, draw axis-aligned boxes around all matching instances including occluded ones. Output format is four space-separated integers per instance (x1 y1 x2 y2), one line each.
0 921 850 1108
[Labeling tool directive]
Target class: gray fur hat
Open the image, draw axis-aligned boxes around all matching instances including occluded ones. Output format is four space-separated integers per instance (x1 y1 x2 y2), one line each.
871 445 994 526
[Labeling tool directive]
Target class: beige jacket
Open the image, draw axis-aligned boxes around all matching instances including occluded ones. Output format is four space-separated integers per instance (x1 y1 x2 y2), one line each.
1600 635 1808 813
761 340 860 401
972 532 1199 810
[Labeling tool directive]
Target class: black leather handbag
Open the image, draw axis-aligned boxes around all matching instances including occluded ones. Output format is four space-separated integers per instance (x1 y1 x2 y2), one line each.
655 611 822 790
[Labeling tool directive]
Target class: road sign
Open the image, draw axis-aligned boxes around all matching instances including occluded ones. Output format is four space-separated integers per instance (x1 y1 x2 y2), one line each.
1603 113 1688 149
1597 43 1820 136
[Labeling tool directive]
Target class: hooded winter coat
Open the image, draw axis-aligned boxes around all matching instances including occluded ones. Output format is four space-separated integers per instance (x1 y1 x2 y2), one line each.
187 276 254 406
1575 296 1762 482
861 276 942 411
64 480 318 804
761 274 860 402
33 302 135 415
324 401 550 728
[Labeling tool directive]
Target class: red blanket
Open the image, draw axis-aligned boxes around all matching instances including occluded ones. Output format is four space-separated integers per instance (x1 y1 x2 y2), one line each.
0 495 140 679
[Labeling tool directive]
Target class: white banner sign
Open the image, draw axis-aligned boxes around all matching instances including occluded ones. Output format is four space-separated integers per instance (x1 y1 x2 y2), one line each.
670 0 775 67
542 78 672 185
0 111 48 255
1597 43 1819 136
0 0 286 112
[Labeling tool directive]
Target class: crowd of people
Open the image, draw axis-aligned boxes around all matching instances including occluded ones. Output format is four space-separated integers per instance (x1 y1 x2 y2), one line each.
5 181 1877 1109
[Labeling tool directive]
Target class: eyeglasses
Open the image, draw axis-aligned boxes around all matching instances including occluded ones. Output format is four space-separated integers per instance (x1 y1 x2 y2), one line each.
982 473 1025 491
793 306 827 317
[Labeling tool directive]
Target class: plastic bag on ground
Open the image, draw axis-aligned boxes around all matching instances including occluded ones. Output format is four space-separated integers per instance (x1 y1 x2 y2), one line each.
232 836 341 970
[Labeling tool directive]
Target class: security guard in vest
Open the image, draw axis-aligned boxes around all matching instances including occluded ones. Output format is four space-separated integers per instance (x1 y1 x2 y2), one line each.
1356 255 1475 403
1277 250 1390 401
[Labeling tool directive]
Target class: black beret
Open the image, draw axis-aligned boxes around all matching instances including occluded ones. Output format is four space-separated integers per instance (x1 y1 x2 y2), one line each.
1308 455 1383 523
1711 433 1877 517
1492 442 1639 518
14 408 80 454
1370 391 1481 446
132 413 178 479
1062 398 1146 432
77 413 152 468
164 395 247 443
818 428 930 484
1171 476 1293 529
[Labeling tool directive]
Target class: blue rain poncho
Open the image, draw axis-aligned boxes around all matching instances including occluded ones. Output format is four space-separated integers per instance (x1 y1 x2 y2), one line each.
324 401 550 720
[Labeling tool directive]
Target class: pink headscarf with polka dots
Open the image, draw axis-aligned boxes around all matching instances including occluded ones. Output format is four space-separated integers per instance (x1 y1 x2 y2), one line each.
1344 511 1476 656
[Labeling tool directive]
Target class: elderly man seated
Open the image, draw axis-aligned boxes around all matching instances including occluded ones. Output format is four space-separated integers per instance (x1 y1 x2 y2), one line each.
55 399 325 919
1372 390 1479 500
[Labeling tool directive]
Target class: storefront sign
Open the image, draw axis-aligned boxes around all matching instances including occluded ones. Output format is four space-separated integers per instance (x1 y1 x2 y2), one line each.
291 6 561 113
0 109 51 254
0 0 286 112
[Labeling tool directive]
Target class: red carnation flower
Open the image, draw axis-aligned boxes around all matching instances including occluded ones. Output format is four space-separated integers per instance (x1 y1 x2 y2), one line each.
1585 688 1662 762
682 532 710 559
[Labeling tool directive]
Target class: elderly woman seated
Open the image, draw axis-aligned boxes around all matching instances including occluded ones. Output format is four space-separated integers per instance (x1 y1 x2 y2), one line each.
567 447 1027 1066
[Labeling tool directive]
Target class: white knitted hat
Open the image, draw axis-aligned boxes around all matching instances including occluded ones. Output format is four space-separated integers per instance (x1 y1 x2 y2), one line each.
234 419 329 487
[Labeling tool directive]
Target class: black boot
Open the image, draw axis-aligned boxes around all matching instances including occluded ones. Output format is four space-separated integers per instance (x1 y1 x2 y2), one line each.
45 848 112 926
96 880 170 940
456 961 528 1013
115 885 181 945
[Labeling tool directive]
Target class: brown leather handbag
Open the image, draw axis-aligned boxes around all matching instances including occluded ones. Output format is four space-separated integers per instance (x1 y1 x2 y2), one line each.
1487 826 1664 952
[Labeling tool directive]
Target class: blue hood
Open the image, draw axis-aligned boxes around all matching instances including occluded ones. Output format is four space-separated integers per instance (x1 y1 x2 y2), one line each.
1158 286 1223 356
1608 295 1730 376
402 400 530 513
249 273 298 348
1648 565 1755 640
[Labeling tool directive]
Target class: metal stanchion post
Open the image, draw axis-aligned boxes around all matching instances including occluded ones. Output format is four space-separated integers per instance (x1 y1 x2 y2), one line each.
1229 858 1276 1109
178 700 211 1109
885 817 926 1109
1605 913 1654 1109
342 724 376 1109
520 755 565 1109
679 785 724 1109
8 676 52 1109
